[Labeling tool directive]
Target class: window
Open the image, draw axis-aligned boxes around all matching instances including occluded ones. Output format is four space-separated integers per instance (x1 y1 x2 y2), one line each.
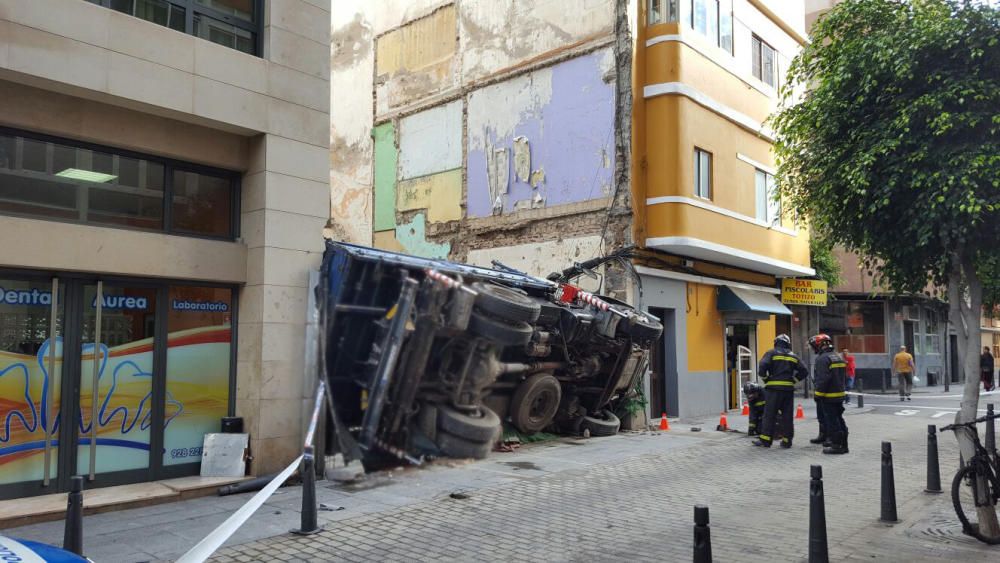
923 309 942 354
694 148 712 199
164 285 233 466
820 300 887 354
755 170 780 226
752 34 777 87
0 129 238 239
87 0 260 56
649 0 679 24
689 1 733 53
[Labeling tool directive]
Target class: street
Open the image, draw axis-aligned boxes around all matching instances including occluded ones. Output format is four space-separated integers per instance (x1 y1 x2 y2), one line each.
7 395 999 562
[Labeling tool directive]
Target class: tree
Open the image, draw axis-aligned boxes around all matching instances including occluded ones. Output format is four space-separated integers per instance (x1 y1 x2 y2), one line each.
773 0 1000 534
809 234 843 287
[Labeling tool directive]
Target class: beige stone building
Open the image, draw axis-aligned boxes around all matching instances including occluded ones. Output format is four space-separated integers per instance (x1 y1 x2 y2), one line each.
0 0 330 500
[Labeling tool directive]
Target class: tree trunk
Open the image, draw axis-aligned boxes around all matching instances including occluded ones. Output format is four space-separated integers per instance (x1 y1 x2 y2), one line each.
951 258 1000 537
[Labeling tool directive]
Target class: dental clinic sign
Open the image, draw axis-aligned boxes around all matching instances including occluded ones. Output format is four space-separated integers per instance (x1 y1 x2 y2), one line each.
0 286 149 310
780 279 828 307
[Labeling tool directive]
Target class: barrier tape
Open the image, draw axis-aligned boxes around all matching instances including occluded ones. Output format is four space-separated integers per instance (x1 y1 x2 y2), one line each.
175 454 303 563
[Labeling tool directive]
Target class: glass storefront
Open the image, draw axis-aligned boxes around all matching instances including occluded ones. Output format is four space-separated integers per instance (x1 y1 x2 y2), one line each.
0 273 235 499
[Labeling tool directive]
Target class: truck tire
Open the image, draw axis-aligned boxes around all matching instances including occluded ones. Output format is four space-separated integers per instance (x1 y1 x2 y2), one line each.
468 312 534 347
437 404 501 442
619 311 663 341
471 282 541 323
580 409 620 437
509 374 562 434
436 430 495 460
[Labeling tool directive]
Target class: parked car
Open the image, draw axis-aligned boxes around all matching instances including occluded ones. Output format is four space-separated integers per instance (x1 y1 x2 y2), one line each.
319 242 662 465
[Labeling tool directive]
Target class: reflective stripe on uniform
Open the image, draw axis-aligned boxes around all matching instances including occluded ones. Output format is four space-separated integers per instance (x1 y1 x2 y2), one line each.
766 380 795 387
772 355 799 363
759 435 772 441
753 401 765 407
814 391 846 398
829 362 847 368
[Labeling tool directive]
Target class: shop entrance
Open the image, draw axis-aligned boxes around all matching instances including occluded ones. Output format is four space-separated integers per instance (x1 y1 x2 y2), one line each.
0 272 235 499
725 323 757 410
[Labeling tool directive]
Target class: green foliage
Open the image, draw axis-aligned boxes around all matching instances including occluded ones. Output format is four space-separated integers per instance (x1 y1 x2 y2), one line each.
772 0 1000 294
808 234 843 286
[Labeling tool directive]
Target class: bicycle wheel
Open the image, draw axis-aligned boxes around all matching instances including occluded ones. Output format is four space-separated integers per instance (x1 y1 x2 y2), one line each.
952 463 1000 544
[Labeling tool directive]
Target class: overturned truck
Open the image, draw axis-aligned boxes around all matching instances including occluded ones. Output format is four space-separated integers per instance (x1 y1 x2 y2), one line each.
319 241 662 465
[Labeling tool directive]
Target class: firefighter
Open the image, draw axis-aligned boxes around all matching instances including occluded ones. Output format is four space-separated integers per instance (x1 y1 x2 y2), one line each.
809 333 849 454
753 334 808 448
742 381 766 437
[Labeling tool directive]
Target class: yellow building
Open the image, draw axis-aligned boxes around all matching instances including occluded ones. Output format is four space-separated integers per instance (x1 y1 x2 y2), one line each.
632 0 813 418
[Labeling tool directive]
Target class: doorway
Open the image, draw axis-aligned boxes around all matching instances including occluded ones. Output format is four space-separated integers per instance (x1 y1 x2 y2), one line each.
0 272 235 499
725 323 757 410
647 308 676 417
904 321 915 354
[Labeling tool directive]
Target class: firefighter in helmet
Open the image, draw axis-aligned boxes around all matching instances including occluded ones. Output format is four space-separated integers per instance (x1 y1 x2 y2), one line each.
753 334 808 448
809 333 849 454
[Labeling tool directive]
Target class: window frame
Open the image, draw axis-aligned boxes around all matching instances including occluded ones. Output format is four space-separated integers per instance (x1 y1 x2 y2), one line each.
754 169 781 226
751 33 777 88
648 0 679 25
88 0 264 56
693 147 713 200
0 126 241 242
688 0 732 53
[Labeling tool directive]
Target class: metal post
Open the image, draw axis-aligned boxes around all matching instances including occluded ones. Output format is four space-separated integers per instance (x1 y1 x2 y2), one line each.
693 505 712 563
43 277 59 487
925 425 942 493
290 446 322 536
986 404 996 464
944 368 949 392
89 281 102 481
880 441 899 523
809 465 829 563
856 378 864 408
881 370 887 393
63 476 84 556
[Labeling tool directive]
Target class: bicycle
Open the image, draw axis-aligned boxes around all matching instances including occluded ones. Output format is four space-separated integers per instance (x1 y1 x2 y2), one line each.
941 411 1000 544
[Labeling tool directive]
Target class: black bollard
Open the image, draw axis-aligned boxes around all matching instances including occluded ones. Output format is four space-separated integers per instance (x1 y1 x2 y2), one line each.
857 393 864 409
808 465 829 563
944 372 949 392
62 476 84 556
290 446 323 536
693 505 712 563
986 404 996 462
925 425 942 494
880 441 899 523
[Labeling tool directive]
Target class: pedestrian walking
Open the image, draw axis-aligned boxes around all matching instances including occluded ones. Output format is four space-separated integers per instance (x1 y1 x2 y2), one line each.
753 334 808 449
892 345 915 401
842 348 856 405
810 334 849 454
981 347 995 392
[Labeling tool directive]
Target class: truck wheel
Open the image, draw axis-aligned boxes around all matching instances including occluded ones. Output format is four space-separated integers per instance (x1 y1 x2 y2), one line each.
437 404 501 442
471 282 541 323
436 431 495 460
510 374 561 434
468 312 533 347
580 409 620 437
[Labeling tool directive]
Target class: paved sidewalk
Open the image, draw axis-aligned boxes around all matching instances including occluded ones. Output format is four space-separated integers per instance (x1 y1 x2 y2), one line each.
5 406 997 562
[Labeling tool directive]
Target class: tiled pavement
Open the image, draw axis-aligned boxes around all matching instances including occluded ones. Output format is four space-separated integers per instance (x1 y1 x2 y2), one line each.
6 404 997 562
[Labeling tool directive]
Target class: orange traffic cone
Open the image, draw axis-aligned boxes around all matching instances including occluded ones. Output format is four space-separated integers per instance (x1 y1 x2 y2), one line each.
659 413 670 431
741 403 749 416
716 412 728 431
795 404 805 419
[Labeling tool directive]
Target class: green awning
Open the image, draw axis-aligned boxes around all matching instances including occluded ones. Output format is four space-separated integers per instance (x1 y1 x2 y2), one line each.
717 286 791 316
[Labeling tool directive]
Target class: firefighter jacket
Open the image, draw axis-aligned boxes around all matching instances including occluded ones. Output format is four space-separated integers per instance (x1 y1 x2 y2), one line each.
758 347 808 391
813 350 848 402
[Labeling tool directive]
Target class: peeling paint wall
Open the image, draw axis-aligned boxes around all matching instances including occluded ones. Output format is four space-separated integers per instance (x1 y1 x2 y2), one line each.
375 5 460 113
329 0 375 245
335 0 627 267
467 48 616 218
466 235 605 280
459 0 615 81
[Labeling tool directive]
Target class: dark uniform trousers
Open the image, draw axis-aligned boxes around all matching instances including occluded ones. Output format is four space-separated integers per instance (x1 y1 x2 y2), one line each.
818 399 847 444
747 399 766 436
760 389 795 446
